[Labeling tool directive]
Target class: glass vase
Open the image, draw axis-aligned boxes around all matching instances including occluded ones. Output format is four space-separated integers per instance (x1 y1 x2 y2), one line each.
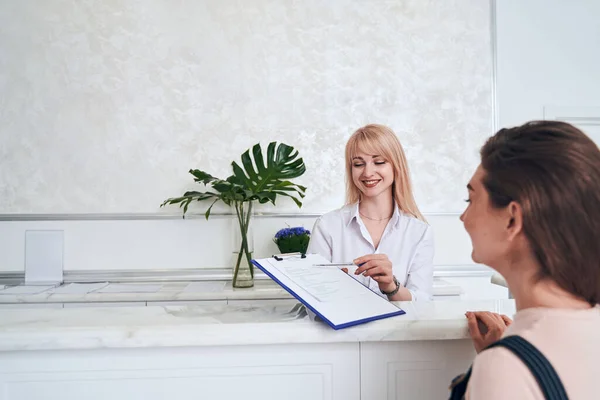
232 201 254 288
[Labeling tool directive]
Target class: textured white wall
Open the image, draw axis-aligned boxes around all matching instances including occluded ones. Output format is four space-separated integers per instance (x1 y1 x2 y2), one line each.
0 0 492 214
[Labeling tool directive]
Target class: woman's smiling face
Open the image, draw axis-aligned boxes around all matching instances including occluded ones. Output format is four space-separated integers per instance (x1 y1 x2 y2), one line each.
351 148 394 200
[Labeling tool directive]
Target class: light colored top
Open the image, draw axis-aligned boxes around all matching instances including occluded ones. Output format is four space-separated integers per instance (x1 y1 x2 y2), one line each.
307 203 434 301
467 306 600 400
0 299 516 351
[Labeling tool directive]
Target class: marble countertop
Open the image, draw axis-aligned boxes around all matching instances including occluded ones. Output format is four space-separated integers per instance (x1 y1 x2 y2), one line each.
0 299 516 352
0 278 462 304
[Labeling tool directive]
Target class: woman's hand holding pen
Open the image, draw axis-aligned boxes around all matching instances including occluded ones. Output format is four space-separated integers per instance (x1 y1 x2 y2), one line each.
352 254 396 293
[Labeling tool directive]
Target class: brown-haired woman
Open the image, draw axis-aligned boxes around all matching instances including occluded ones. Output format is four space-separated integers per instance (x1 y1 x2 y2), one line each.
451 120 600 399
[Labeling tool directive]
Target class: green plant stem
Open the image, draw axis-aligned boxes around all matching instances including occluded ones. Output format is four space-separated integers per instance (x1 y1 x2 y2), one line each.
232 202 244 285
232 201 254 286
244 201 254 278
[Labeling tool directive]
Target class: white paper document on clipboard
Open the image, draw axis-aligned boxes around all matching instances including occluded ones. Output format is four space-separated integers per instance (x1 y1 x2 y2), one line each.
252 253 405 330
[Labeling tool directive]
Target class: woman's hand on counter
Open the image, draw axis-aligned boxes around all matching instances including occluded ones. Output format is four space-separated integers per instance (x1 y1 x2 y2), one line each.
466 311 513 353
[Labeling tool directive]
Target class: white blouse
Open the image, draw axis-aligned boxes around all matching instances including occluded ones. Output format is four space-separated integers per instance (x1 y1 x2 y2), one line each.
307 203 434 301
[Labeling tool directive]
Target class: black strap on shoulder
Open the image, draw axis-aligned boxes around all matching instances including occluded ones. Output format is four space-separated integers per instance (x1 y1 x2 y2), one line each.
448 367 471 400
486 335 569 400
449 335 569 400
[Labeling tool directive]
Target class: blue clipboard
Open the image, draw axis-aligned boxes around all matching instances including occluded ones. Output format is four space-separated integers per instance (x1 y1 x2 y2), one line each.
252 254 405 330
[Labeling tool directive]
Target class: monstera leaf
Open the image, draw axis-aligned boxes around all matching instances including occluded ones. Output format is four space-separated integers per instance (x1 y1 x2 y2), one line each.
231 142 306 207
161 142 306 219
161 169 241 218
161 141 307 287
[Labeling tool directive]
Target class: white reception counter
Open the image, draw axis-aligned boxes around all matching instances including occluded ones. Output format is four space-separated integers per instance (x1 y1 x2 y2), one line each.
0 299 515 400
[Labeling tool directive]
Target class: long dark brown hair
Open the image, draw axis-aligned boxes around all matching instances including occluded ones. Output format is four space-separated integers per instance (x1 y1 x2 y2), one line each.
481 120 600 305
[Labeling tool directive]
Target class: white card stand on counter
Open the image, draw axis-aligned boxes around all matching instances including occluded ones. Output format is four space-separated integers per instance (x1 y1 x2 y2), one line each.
24 230 64 286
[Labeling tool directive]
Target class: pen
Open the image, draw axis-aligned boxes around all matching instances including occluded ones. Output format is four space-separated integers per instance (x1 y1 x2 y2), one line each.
312 262 365 267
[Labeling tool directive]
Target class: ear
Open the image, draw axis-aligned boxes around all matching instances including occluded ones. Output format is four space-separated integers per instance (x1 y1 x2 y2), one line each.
506 201 523 241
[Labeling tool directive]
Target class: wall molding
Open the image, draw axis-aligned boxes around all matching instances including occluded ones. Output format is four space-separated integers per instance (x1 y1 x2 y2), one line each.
0 264 492 285
543 105 600 124
0 211 463 221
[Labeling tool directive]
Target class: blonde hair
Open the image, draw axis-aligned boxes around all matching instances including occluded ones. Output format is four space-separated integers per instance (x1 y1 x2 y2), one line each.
345 124 426 222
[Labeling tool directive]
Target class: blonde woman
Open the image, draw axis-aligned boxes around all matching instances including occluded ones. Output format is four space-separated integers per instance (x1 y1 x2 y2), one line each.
307 124 434 301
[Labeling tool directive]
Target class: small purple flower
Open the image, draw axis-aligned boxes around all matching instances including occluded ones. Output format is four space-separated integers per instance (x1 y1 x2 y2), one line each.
274 226 311 253
274 226 310 239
